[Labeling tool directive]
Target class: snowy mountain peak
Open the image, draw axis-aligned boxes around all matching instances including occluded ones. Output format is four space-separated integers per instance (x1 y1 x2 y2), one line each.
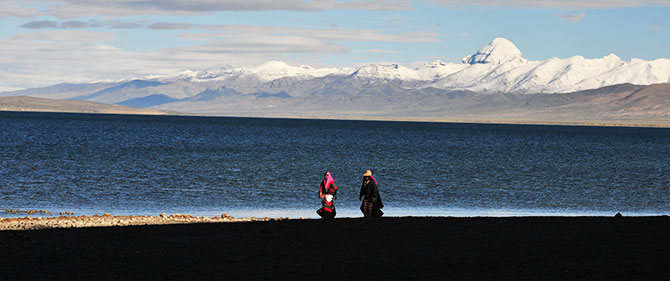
352 63 419 80
463 37 525 65
420 60 448 68
255 61 291 70
244 61 350 82
603 53 622 62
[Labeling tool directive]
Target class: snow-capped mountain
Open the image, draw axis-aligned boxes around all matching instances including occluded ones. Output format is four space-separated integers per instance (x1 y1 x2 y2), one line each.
1 37 667 123
423 38 670 94
157 60 352 84
142 37 669 95
350 64 421 80
384 37 668 94
462 37 526 65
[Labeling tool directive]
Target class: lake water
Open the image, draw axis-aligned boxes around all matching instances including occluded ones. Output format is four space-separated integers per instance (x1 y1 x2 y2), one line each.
1 111 668 218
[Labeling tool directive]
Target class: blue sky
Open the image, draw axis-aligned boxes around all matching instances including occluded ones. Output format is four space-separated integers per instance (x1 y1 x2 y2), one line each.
1 0 669 91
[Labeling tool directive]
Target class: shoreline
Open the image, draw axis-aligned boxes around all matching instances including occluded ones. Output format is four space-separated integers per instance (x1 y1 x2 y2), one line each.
3 109 669 128
2 211 668 231
0 213 283 231
227 114 670 128
1 216 669 280
3 207 668 229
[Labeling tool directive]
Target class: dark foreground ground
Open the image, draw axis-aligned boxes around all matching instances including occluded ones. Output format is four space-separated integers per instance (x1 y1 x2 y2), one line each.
1 216 669 280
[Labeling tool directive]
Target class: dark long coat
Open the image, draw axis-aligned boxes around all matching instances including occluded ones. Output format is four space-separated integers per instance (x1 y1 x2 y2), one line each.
359 178 383 217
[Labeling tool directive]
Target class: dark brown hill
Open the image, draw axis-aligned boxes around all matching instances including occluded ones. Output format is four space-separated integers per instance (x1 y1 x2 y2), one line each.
0 96 170 115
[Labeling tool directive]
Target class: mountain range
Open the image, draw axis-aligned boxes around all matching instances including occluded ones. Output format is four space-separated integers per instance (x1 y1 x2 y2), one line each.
1 38 668 125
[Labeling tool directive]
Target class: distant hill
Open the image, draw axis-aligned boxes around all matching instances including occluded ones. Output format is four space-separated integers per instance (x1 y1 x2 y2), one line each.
0 96 171 115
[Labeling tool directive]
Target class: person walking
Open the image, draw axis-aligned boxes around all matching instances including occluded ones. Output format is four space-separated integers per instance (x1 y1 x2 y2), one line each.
359 169 383 217
317 171 338 219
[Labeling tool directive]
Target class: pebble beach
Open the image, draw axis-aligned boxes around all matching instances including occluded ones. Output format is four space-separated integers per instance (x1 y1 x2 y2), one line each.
0 213 280 231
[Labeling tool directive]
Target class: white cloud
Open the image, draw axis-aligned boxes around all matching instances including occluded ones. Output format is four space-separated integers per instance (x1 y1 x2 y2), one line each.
5 0 412 19
651 25 663 31
316 29 440 43
0 13 443 90
21 20 105 28
0 2 40 18
110 22 143 29
4 0 670 20
0 36 137 89
356 49 403 54
147 22 195 30
15 19 440 43
0 25 388 90
119 0 410 12
387 17 404 26
554 12 586 22
170 24 438 63
20 19 150 29
431 0 670 9
181 24 441 43
11 30 116 42
175 35 349 55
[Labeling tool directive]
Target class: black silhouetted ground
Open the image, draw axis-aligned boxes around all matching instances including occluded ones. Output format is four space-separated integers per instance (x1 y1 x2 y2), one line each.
1 216 669 280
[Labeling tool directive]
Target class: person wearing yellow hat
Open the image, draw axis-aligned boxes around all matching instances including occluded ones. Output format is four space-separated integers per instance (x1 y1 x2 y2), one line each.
359 169 383 217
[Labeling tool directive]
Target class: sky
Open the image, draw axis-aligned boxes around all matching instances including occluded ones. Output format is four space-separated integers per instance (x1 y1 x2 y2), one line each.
1 0 669 91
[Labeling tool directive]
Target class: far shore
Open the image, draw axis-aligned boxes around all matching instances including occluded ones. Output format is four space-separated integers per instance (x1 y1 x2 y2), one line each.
1 216 669 280
243 114 670 128
3 109 669 128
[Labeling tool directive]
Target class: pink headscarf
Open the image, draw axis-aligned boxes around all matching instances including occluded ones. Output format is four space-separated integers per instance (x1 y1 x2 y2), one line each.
370 175 377 185
322 171 334 191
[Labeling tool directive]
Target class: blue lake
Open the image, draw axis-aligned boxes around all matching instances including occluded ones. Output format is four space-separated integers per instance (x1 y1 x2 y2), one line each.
1 111 668 218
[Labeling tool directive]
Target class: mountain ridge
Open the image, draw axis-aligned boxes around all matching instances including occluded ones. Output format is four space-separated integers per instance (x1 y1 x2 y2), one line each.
0 38 668 124
4 37 670 98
